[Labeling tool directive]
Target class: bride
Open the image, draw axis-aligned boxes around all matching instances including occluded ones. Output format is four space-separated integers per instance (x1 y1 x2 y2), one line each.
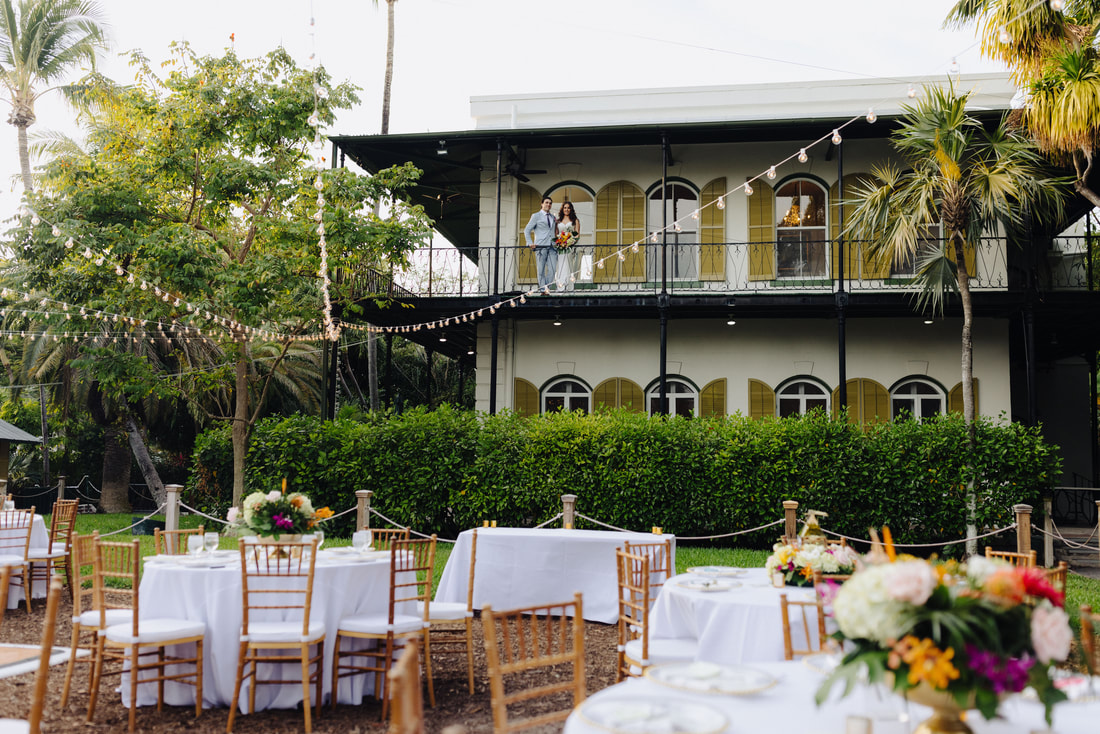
554 201 580 289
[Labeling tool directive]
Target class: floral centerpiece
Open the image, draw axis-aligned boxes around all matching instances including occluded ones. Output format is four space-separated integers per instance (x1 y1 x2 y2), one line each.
226 487 333 539
764 541 859 586
554 230 578 252
816 552 1071 728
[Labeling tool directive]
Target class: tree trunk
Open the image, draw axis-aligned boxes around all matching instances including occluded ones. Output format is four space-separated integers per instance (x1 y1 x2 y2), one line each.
954 232 978 555
381 0 395 135
231 348 249 506
1074 179 1100 209
99 423 132 513
16 123 33 192
368 331 380 410
124 413 165 507
38 385 49 490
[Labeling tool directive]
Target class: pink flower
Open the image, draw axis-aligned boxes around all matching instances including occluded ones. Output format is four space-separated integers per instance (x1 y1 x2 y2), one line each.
266 490 282 502
884 560 938 605
1030 604 1071 664
226 507 239 524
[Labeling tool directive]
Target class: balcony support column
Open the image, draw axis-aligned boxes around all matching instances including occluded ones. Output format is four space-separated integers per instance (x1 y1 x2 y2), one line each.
489 313 500 415
659 134 669 414
1024 303 1036 427
836 139 848 410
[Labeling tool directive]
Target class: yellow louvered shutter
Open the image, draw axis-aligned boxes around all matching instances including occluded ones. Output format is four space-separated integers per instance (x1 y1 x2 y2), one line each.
593 378 644 412
700 178 726 281
945 235 978 280
514 378 538 417
594 183 620 283
748 379 775 419
621 184 646 281
948 379 979 416
516 185 540 285
700 378 727 417
830 174 879 280
832 378 890 426
747 182 775 281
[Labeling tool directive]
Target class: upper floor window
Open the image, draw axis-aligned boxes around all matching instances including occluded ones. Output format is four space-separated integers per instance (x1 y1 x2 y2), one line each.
648 183 699 280
891 378 945 420
891 224 943 277
546 184 594 248
775 179 827 278
647 379 698 417
543 379 590 414
776 379 829 417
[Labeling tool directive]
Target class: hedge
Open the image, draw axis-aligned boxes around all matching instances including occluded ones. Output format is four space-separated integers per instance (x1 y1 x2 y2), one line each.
186 407 1060 552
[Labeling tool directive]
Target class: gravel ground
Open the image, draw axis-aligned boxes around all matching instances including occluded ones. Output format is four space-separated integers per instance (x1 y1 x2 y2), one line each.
0 594 619 734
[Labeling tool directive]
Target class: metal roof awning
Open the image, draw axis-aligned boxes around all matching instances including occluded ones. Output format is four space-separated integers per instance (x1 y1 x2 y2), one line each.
0 419 40 443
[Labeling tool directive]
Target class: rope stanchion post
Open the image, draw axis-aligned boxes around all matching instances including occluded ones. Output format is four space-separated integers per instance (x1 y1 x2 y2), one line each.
562 494 577 530
164 484 182 532
56 475 65 502
1014 504 1032 556
1043 497 1054 568
782 500 799 545
356 490 372 530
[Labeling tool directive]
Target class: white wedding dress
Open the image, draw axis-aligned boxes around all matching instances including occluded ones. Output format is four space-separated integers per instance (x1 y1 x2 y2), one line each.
555 221 577 290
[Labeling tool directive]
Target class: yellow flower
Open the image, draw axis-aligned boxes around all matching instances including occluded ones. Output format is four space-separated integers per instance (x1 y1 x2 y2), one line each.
900 636 959 690
776 546 795 566
313 506 334 520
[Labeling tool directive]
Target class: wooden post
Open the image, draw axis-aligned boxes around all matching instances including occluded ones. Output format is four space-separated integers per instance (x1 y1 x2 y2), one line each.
782 500 799 544
56 475 65 502
1014 503 1032 555
1043 497 1054 568
164 484 182 532
562 494 577 529
356 490 372 530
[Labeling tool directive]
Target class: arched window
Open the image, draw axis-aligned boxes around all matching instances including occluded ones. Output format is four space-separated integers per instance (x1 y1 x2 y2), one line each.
648 182 699 281
775 179 827 278
543 379 590 414
891 378 945 420
776 379 829 417
647 379 698 417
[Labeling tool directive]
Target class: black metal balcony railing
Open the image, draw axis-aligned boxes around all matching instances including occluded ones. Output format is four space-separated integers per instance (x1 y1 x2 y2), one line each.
386 236 1092 298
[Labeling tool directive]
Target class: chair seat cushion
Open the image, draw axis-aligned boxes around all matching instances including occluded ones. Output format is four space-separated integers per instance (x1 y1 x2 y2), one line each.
337 613 425 635
0 555 26 567
104 618 205 645
0 717 30 734
26 548 66 562
419 601 471 621
623 637 699 666
75 608 132 628
242 621 325 644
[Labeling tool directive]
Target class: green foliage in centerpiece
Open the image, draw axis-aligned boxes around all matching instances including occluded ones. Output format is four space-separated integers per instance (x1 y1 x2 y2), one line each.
227 489 333 539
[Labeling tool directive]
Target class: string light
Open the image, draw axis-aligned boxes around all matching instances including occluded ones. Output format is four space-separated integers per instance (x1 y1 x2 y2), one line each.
716 196 725 210
907 84 917 99
798 148 808 163
744 182 753 196
1049 0 1063 10
831 129 842 145
866 108 877 124
998 27 1011 44
950 57 960 75
766 166 776 179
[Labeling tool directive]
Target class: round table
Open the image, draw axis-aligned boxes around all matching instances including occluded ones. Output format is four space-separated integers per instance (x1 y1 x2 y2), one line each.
3 514 49 609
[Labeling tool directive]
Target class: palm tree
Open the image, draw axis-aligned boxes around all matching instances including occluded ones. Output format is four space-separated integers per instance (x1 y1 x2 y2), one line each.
844 83 1064 552
946 0 1100 207
0 0 107 192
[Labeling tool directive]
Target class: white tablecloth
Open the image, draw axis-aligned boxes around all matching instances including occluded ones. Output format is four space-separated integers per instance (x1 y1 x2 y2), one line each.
129 550 403 712
435 527 674 624
564 660 1096 734
3 515 49 609
650 569 819 664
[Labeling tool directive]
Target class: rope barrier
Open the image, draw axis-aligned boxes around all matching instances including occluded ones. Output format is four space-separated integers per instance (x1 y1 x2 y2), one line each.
98 503 168 537
368 507 457 544
533 512 563 529
315 505 357 522
11 485 60 499
573 513 638 533
821 524 1016 549
1035 523 1100 551
178 501 233 526
676 518 786 541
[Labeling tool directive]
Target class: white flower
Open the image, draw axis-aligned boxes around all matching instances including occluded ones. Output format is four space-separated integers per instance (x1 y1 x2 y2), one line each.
832 564 909 644
965 555 1004 585
1030 603 1072 664
884 560 938 605
242 492 266 523
226 507 239 524
266 490 282 502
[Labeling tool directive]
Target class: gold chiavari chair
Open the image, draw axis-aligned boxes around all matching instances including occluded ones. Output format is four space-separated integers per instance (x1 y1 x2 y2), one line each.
423 528 477 694
779 591 829 660
27 499 78 600
153 526 205 555
61 532 117 708
482 593 586 734
0 579 62 734
1044 561 1069 595
0 565 10 629
1080 604 1099 675
984 547 1037 567
616 549 697 682
622 537 674 598
366 526 412 551
0 507 35 612
228 537 324 734
387 640 426 734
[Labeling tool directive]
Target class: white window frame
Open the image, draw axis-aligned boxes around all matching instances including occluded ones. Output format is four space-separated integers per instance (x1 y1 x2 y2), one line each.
775 178 828 279
890 378 946 421
776 379 830 417
647 379 698 417
542 379 590 414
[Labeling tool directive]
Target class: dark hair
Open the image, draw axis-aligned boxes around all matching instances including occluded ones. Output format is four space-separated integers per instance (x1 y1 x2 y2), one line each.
557 201 579 226
541 196 553 205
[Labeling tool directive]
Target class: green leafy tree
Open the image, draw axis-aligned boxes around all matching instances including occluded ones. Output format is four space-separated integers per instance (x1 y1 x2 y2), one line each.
946 0 1100 207
7 43 431 505
0 0 107 192
844 83 1064 552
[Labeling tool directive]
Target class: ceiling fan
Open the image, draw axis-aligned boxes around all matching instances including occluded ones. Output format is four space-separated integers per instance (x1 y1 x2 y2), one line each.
497 147 546 183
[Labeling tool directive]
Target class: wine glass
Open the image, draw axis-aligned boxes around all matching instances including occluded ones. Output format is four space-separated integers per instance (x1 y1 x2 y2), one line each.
352 530 369 553
186 535 203 555
313 529 324 551
203 532 220 554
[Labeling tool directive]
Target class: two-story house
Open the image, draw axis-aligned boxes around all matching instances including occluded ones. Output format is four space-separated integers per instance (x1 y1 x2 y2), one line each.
331 73 1100 488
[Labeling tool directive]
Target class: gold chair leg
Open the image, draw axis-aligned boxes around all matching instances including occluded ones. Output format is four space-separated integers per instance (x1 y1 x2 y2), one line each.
465 619 475 694
226 641 247 734
330 635 341 712
86 636 106 722
60 623 82 707
195 639 204 719
422 630 435 708
300 643 312 734
314 642 323 723
128 645 139 732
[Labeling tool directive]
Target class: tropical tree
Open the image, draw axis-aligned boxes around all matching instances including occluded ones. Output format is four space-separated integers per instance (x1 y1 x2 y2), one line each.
6 44 431 506
844 83 1064 552
946 0 1100 207
0 0 107 192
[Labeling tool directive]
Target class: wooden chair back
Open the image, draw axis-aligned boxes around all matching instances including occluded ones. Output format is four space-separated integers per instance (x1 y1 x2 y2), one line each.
390 536 436 624
71 531 100 618
48 499 79 547
622 538 673 596
1081 604 1099 675
825 537 848 548
26 579 62 734
238 538 319 639
616 549 651 681
0 507 34 559
482 592 586 733
779 591 828 660
387 640 426 734
1044 561 1069 594
154 526 205 555
984 547 1037 567
92 539 142 636
369 526 412 551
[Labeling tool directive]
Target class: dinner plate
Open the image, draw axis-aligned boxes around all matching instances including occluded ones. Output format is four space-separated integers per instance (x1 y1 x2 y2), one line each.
676 577 739 592
174 556 234 568
685 566 746 577
802 651 841 674
646 662 778 696
577 696 727 734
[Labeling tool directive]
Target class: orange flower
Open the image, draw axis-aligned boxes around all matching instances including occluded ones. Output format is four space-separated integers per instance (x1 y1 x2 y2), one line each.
882 526 897 562
290 495 305 509
900 636 960 689
314 506 334 520
984 567 1026 605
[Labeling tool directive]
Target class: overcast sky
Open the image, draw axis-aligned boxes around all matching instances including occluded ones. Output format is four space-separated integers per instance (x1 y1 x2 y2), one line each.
0 0 1006 221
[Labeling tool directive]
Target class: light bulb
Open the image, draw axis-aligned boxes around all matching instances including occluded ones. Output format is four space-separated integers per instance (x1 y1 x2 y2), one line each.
651 232 658 243
597 259 605 269
831 129 842 145
744 182 753 196
30 215 39 226
950 57 960 75
673 222 682 233
690 210 699 220
716 197 725 210
866 108 877 124
1049 0 1064 10
798 149 808 163
65 238 73 249
908 84 917 99
617 250 626 261
51 225 60 237
998 27 1011 44
519 295 526 304
767 166 776 179
631 243 639 253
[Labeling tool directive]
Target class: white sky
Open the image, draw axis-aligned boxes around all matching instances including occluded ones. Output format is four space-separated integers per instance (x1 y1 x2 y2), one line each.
0 0 1007 222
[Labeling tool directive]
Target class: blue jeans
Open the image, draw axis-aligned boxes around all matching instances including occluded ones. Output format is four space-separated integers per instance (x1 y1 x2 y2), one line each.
536 247 558 290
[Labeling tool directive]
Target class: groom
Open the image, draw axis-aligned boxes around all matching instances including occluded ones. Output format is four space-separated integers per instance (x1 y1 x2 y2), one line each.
524 195 558 293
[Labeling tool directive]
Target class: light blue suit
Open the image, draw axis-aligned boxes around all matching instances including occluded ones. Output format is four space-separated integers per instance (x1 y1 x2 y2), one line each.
525 208 558 290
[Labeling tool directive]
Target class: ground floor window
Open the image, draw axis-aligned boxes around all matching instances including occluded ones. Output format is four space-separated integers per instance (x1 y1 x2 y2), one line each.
891 378 944 420
543 379 590 414
776 379 829 417
647 379 697 417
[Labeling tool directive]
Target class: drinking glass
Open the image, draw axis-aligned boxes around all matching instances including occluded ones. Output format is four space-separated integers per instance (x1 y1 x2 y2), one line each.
352 530 369 553
204 532 220 554
313 529 324 550
186 535 203 555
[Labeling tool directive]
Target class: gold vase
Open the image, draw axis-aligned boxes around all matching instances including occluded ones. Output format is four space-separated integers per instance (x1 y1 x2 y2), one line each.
903 682 978 734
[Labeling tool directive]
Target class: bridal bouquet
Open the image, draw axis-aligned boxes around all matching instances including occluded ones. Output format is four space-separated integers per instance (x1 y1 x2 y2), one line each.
817 554 1071 725
554 231 578 251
